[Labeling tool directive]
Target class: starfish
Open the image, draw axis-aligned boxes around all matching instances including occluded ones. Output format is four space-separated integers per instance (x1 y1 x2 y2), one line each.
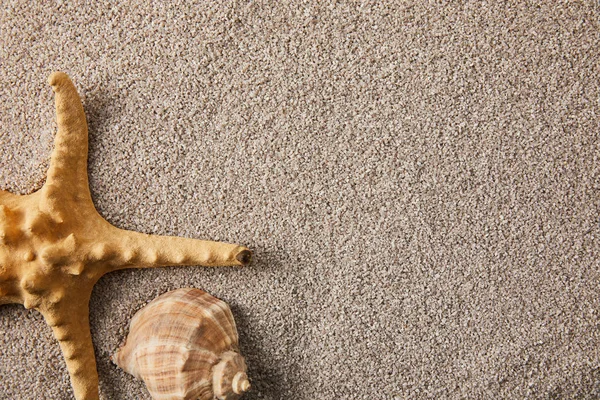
0 72 252 400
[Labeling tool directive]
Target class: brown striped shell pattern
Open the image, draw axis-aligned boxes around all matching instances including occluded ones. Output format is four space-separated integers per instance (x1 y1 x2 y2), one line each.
112 288 250 400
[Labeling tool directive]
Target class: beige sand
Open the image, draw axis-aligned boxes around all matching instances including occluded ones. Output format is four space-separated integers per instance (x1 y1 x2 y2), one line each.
0 1 598 399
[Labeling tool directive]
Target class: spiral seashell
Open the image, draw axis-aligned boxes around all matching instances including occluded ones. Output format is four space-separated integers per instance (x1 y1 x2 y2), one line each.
112 288 250 400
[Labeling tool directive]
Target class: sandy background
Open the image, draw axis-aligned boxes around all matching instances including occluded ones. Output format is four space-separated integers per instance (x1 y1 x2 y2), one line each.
1 1 599 399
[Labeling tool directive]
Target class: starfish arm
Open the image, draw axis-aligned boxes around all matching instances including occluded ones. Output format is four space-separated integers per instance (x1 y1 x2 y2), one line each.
0 296 21 305
0 189 18 204
39 295 99 400
103 228 252 273
42 72 92 211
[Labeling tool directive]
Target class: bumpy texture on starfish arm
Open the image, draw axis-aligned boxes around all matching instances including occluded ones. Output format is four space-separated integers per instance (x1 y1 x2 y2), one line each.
0 72 252 400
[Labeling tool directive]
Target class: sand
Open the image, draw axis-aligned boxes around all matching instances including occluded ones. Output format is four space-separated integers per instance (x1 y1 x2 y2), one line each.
1 1 599 399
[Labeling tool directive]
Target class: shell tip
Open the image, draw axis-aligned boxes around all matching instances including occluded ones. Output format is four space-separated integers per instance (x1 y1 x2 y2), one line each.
232 372 250 394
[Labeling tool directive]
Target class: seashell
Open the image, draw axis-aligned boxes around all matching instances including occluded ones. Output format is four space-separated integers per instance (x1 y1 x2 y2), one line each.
112 288 250 400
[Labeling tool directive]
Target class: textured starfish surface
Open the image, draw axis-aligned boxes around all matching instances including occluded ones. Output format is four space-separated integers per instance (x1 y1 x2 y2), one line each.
0 72 252 400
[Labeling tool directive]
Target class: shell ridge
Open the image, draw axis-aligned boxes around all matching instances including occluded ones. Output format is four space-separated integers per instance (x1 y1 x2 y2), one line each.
133 342 218 360
197 300 238 349
141 294 238 351
128 303 207 344
183 379 213 400
200 294 238 335
130 312 198 339
133 297 218 329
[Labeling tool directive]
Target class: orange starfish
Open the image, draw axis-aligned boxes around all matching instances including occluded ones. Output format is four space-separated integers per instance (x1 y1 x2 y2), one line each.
0 72 252 400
